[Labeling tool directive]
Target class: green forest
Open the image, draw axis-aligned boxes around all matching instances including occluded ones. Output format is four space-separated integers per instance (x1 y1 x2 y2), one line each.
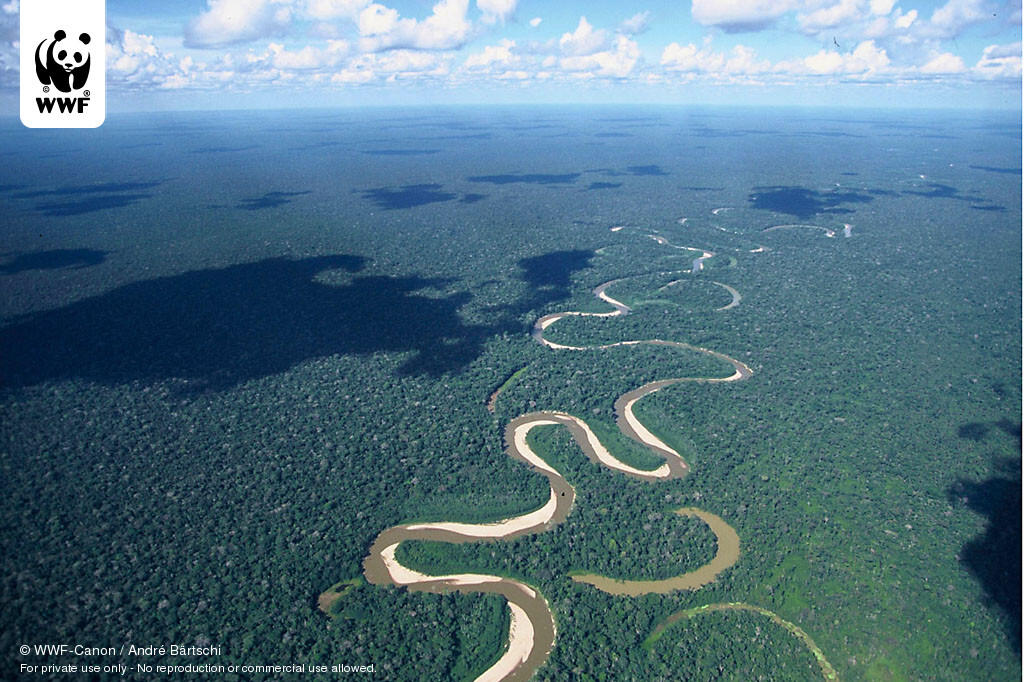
1 107 1020 680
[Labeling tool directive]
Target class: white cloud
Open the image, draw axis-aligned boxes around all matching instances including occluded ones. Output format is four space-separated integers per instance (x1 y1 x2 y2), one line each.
844 40 891 73
619 11 651 36
789 39 891 76
799 0 865 33
185 0 293 48
0 0 16 43
662 39 769 78
106 27 194 89
926 0 991 38
460 38 535 81
869 0 895 15
359 3 401 35
303 0 371 19
265 40 349 69
724 44 771 74
477 0 517 24
358 0 472 52
373 49 450 73
894 9 918 28
793 0 927 42
559 16 609 56
560 35 639 78
336 49 453 83
919 51 966 73
661 39 725 73
974 41 1022 78
82 0 1022 95
464 39 517 68
692 0 799 32
801 49 844 73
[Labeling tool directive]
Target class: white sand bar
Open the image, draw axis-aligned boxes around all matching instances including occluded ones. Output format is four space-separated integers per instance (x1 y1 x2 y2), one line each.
474 602 534 682
406 487 559 538
380 544 504 586
548 411 672 479
712 282 741 311
764 224 836 238
621 395 681 464
513 420 562 474
594 287 630 313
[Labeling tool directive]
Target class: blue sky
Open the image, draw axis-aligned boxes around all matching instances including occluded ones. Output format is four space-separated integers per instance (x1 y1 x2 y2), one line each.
2 0 1021 110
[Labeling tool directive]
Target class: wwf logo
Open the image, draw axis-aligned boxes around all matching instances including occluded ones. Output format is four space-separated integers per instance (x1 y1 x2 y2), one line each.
20 0 105 128
35 29 92 93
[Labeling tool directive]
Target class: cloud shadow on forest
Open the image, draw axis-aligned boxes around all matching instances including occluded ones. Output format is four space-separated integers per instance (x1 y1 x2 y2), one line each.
467 173 580 185
237 191 312 210
517 249 595 312
748 185 874 220
188 145 259 154
361 149 442 156
0 249 109 274
969 165 1021 175
360 184 458 210
950 420 1022 650
0 254 504 390
14 181 164 217
626 165 669 176
902 182 1003 211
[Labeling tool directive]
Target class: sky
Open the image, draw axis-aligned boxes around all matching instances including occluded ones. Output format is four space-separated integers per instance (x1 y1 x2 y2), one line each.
1 0 1021 111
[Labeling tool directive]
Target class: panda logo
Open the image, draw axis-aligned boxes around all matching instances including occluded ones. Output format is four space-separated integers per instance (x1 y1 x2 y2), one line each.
34 30 92 93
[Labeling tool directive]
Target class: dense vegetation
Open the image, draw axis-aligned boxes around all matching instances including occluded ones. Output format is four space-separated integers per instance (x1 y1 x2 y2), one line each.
645 608 824 681
0 107 1019 680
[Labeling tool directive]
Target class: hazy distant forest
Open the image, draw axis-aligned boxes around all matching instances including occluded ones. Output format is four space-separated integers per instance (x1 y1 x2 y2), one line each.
1 107 1020 681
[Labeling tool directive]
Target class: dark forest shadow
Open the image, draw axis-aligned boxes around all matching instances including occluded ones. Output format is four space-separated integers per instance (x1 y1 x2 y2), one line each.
0 249 108 274
467 173 580 185
0 254 502 390
119 142 165 150
902 183 1003 210
14 182 163 199
969 165 1022 175
360 184 458 210
361 149 441 156
749 185 874 219
237 191 312 210
188 145 259 154
35 194 153 216
627 165 669 176
293 141 348 151
517 250 595 311
14 181 164 217
426 132 492 141
904 183 981 201
950 422 1022 651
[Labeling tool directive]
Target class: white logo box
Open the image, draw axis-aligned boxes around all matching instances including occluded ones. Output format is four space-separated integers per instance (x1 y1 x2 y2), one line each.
20 0 105 128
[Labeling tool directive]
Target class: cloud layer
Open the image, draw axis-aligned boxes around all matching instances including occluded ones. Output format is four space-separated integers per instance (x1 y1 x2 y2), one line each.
6 0 1014 99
